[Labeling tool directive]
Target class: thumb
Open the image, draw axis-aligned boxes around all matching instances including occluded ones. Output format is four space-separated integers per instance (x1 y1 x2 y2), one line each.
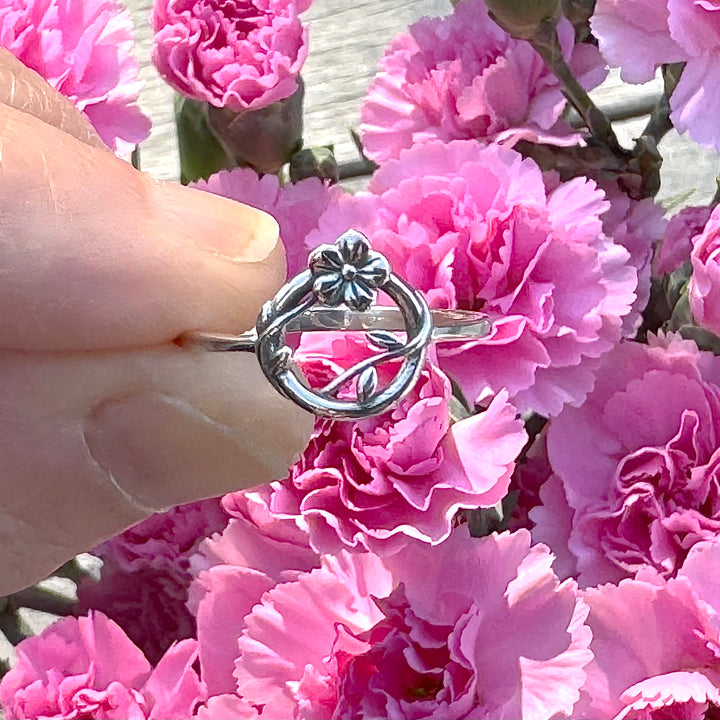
0 99 286 351
0 64 314 594
0 348 313 595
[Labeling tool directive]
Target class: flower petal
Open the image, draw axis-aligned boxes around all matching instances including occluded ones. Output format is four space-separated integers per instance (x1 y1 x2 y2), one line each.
358 253 391 288
339 231 370 266
313 273 346 306
344 281 376 311
309 245 344 275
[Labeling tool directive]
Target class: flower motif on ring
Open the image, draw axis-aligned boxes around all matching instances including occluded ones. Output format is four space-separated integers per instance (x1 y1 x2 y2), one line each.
309 231 391 311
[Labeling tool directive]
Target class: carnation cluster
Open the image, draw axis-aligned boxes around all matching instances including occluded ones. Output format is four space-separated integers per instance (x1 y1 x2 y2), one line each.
0 0 151 153
1 0 719 718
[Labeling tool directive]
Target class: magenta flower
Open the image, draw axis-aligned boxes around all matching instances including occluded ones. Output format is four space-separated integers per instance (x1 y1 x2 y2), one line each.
152 0 310 113
689 205 720 335
0 0 150 154
309 140 637 417
92 497 228 576
654 204 715 277
78 498 227 664
575 538 719 719
234 528 592 720
359 0 606 164
0 612 205 720
592 0 720 151
192 168 344 277
266 332 527 555
597 186 667 335
532 333 719 586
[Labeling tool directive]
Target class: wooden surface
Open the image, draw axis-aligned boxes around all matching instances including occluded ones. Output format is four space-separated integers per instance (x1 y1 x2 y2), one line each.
127 0 717 204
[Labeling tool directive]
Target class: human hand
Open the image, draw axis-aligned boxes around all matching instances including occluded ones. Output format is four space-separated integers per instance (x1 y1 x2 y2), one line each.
0 49 313 595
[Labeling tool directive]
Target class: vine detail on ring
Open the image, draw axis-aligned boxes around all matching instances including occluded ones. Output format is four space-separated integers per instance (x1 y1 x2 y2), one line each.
255 230 432 418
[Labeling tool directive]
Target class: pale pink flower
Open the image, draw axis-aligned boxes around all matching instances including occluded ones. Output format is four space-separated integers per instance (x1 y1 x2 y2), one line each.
359 0 606 163
78 498 227 664
234 551 394 719
0 612 205 720
310 140 637 417
592 0 720 151
152 0 310 113
188 486 319 697
0 0 150 154
192 168 344 277
689 205 720 334
532 333 719 586
266 332 527 555
654 205 715 277
235 527 592 720
575 538 720 720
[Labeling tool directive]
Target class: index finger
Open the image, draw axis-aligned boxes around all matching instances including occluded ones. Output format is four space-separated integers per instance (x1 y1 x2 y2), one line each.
0 101 285 351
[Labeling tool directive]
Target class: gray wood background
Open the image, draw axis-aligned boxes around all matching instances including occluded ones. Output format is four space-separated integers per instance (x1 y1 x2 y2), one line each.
127 0 718 204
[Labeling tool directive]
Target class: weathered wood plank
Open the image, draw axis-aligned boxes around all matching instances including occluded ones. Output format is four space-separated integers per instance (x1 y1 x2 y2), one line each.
127 0 453 180
129 0 715 198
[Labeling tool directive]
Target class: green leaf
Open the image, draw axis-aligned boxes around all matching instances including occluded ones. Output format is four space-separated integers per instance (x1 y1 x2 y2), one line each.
367 331 404 351
174 95 232 185
357 366 379 404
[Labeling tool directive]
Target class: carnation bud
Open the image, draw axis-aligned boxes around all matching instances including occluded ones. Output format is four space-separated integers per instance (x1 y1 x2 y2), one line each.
207 80 305 175
485 0 561 39
289 146 339 184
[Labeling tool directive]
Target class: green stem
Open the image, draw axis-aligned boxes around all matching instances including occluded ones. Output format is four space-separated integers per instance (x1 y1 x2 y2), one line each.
641 63 684 145
9 587 75 617
530 19 622 153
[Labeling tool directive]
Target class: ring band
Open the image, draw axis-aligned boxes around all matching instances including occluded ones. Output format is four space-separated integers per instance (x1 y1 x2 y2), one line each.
179 230 492 420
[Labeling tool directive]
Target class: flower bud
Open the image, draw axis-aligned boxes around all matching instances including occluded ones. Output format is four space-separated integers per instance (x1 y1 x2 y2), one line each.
206 79 304 175
289 146 339 183
485 0 561 39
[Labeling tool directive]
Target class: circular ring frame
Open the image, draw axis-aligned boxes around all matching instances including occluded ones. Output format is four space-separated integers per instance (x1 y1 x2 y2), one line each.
255 269 433 420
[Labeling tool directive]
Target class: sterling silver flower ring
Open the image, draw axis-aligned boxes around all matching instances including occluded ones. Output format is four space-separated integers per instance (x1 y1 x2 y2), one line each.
181 230 492 420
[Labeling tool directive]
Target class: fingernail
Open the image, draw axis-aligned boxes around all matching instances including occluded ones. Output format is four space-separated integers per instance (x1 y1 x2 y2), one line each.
83 390 309 511
155 181 281 264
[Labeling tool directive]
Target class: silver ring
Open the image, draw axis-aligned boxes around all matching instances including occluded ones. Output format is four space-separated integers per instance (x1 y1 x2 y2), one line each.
180 230 492 420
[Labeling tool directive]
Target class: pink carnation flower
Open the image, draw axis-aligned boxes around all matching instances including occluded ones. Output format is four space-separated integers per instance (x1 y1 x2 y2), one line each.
311 140 637 417
575 539 719 719
192 168 343 277
359 0 606 163
532 333 719 586
0 0 150 154
266 332 527 555
152 0 310 113
234 551 394 719
79 498 227 664
598 186 667 335
592 0 720 151
689 205 720 334
235 527 592 720
189 486 319 697
654 204 715 277
0 612 205 720
507 426 551 529
93 497 227 575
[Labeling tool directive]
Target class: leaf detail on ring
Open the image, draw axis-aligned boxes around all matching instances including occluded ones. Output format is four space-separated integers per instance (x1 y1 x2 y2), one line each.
367 330 404 351
357 366 379 403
